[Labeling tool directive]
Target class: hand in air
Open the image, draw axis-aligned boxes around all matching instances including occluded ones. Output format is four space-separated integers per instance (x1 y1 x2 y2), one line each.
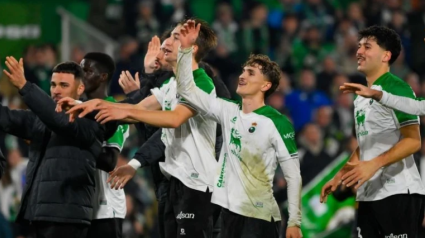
119 71 140 94
3 56 26 89
144 36 161 74
107 164 137 190
179 19 201 49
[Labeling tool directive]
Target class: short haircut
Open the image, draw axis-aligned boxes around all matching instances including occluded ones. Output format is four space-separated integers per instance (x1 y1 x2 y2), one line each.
178 18 217 62
161 28 173 42
243 54 281 99
83 52 116 82
358 25 402 65
52 62 84 81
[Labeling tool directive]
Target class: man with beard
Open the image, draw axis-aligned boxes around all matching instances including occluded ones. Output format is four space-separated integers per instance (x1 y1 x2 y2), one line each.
2 58 105 238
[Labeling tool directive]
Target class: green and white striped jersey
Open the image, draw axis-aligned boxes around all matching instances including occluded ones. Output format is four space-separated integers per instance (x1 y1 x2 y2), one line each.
175 47 302 226
354 72 425 201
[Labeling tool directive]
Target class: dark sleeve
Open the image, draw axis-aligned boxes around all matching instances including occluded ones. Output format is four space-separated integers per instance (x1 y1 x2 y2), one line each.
0 149 5 179
19 82 104 144
133 129 165 167
0 105 36 140
97 147 120 172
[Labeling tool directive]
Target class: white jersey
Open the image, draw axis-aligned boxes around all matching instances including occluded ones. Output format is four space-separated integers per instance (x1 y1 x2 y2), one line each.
175 47 302 226
93 96 129 219
354 72 425 201
151 70 217 192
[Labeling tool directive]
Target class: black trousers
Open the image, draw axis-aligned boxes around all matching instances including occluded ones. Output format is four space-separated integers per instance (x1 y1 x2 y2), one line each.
86 218 123 238
357 194 425 238
220 208 280 238
32 221 89 238
164 177 213 238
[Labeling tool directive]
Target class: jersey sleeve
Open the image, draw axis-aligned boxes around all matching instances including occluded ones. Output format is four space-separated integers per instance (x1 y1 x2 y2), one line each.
380 91 425 116
150 78 170 107
175 47 238 123
383 81 419 127
178 70 215 113
270 116 302 227
103 124 129 151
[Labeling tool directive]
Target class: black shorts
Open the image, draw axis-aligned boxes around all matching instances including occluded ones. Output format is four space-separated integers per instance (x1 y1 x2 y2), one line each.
357 194 425 238
86 218 123 238
220 208 281 238
164 176 213 238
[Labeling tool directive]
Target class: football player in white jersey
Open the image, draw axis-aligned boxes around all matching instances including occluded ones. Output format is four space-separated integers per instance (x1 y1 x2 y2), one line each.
174 20 302 238
65 19 219 238
321 25 425 238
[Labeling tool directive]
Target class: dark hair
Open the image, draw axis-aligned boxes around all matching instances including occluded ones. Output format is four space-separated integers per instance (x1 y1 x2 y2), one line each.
83 52 116 82
358 25 401 65
161 28 173 42
243 54 281 99
178 18 218 62
52 62 84 81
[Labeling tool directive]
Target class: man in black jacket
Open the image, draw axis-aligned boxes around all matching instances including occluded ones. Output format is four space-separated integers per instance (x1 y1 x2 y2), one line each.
2 57 105 238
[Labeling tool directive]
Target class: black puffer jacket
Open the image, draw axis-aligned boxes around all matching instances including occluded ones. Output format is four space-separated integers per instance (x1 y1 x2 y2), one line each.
0 82 105 225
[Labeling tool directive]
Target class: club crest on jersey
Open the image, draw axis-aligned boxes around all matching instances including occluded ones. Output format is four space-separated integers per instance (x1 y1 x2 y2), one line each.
355 109 368 136
229 128 242 160
369 99 373 105
248 122 257 133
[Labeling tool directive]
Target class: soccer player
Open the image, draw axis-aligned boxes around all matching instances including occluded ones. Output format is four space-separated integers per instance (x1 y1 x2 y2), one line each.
79 52 129 238
67 19 219 238
174 20 302 238
321 25 425 238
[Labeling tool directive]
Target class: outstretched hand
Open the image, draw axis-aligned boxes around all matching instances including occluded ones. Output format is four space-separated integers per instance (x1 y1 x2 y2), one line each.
107 164 137 190
340 83 382 100
119 71 140 94
65 99 103 122
3 56 27 89
144 36 161 74
179 19 201 49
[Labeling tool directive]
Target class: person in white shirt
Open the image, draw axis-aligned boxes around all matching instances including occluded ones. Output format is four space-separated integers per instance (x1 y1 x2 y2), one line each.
174 20 302 238
64 19 219 238
321 25 425 238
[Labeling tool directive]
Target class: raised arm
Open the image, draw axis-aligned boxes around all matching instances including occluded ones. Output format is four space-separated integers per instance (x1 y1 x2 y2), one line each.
0 105 35 140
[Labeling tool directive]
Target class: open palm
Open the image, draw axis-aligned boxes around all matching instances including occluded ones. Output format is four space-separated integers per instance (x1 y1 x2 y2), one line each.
179 19 201 49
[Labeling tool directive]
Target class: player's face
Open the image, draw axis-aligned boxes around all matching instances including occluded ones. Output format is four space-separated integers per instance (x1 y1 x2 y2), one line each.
50 73 84 103
356 37 388 75
80 59 103 93
163 25 183 64
157 39 173 71
236 64 271 99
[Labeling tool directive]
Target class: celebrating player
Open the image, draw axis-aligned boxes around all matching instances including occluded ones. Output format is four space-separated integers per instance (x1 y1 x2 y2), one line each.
321 25 425 238
174 20 302 238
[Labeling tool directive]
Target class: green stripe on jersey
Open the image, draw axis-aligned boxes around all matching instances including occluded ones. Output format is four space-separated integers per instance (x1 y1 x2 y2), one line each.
254 106 298 155
193 68 214 94
160 78 171 89
374 72 418 125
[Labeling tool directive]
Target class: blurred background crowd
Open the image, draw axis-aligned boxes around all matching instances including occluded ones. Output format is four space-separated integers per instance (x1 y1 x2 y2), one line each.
0 0 425 237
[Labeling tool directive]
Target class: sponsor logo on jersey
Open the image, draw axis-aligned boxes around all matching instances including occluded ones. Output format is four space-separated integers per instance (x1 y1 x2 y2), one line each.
164 100 172 111
229 128 242 160
231 116 237 123
190 173 199 178
176 211 195 219
385 234 408 238
255 202 263 208
217 153 227 188
283 132 295 139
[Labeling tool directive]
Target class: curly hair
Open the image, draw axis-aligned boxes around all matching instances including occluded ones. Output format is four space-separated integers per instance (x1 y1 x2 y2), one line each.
243 54 281 99
179 18 218 62
358 25 402 65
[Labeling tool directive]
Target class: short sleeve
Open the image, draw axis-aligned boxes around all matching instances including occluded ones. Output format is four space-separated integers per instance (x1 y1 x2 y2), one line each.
270 115 299 162
104 124 129 151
